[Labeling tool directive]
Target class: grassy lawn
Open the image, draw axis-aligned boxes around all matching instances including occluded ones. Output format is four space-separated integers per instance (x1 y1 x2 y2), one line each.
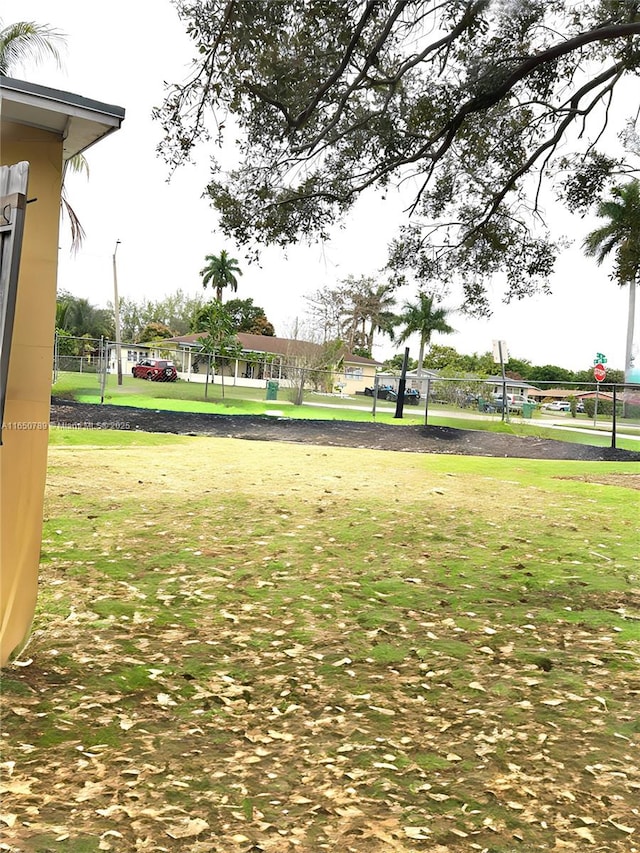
1 429 638 851
52 372 640 451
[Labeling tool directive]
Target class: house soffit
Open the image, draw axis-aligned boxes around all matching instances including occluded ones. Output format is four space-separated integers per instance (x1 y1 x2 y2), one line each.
0 76 125 160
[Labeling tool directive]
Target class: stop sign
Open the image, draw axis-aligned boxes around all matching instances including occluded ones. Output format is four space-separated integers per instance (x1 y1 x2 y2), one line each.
594 363 607 382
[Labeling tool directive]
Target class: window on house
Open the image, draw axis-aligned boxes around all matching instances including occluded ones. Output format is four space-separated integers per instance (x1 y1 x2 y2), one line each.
344 367 363 378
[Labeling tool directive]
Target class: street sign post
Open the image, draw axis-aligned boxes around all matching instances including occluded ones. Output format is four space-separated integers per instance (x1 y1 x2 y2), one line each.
492 340 509 422
594 363 607 383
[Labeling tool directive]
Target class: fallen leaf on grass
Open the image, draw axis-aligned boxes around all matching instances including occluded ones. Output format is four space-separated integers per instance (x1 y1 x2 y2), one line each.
608 818 635 834
283 645 305 658
0 780 34 795
572 827 596 843
267 729 293 741
166 818 209 839
404 826 431 839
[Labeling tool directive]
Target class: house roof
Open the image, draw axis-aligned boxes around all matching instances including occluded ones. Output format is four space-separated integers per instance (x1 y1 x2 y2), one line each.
165 332 381 365
537 388 584 398
486 376 539 389
1 76 125 160
575 391 613 400
404 368 439 379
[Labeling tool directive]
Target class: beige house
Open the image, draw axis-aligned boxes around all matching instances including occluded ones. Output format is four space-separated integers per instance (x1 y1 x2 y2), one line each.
122 332 381 396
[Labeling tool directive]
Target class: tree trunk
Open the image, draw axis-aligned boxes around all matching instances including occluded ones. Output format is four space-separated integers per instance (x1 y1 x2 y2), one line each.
416 337 426 377
625 277 636 379
205 353 210 399
623 277 636 417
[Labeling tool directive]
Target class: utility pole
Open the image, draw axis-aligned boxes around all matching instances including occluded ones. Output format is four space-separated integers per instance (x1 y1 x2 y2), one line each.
394 347 410 419
112 239 122 386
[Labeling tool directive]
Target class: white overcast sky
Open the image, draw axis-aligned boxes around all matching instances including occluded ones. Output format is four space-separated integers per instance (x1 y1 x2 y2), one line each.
4 0 638 371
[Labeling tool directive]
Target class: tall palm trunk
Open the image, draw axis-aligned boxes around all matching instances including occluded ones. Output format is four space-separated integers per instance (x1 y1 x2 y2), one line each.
417 338 426 377
625 277 636 379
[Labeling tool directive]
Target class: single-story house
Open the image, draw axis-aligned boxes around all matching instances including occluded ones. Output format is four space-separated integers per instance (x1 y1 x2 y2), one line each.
532 387 583 402
484 377 540 400
112 333 381 396
374 371 541 402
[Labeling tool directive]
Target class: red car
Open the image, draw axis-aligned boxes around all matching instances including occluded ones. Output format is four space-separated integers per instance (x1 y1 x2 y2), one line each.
132 359 178 382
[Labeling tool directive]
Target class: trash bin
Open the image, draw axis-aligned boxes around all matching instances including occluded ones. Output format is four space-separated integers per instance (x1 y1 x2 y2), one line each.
266 380 279 401
477 397 485 412
521 402 535 419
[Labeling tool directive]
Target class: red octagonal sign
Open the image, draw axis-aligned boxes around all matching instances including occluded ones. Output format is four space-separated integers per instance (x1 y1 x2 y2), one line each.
594 363 607 382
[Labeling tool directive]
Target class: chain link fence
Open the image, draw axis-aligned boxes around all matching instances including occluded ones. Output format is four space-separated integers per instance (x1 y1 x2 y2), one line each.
52 333 639 447
53 335 106 381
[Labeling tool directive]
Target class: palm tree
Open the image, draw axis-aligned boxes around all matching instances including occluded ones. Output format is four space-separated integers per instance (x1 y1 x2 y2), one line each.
394 292 454 376
0 19 64 74
340 276 398 354
1 18 90 250
61 153 89 251
583 180 639 383
364 283 398 352
200 250 243 302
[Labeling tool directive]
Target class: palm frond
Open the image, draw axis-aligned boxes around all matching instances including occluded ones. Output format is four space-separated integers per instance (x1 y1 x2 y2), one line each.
0 20 65 74
60 188 86 254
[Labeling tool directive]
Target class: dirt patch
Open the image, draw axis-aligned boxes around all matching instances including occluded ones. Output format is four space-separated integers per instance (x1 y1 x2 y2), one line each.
556 473 640 489
50 398 640 462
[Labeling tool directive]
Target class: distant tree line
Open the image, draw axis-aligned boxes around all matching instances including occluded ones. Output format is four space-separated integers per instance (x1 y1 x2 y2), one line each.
383 345 625 387
54 289 275 354
55 283 626 385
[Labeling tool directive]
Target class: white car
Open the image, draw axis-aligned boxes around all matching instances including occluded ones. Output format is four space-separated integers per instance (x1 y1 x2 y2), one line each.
545 401 571 411
493 394 525 411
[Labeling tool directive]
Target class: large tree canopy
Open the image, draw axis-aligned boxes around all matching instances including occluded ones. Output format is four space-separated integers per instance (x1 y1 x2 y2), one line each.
156 1 640 314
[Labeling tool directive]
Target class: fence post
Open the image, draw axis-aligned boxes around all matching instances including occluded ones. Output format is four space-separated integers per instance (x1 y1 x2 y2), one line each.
99 337 106 404
424 376 431 426
53 330 58 384
611 385 617 449
394 347 410 419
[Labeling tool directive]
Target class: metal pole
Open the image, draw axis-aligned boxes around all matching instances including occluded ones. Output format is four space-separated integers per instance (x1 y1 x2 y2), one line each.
371 373 378 418
611 385 617 449
53 330 58 384
112 239 123 386
394 347 410 419
424 376 431 426
99 336 106 404
499 340 508 423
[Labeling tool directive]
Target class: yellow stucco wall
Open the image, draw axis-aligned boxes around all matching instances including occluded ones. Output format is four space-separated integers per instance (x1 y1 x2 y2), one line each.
0 121 62 665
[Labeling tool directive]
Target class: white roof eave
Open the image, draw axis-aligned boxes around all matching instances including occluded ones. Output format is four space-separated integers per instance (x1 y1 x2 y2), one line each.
0 76 125 160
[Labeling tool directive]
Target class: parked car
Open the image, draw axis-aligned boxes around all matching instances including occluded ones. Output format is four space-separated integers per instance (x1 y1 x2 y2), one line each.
460 394 479 408
387 387 421 405
544 400 571 412
364 384 395 400
132 359 178 381
493 393 525 411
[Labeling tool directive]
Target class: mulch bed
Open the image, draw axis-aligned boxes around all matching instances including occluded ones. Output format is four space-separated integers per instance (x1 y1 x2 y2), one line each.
50 398 640 462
